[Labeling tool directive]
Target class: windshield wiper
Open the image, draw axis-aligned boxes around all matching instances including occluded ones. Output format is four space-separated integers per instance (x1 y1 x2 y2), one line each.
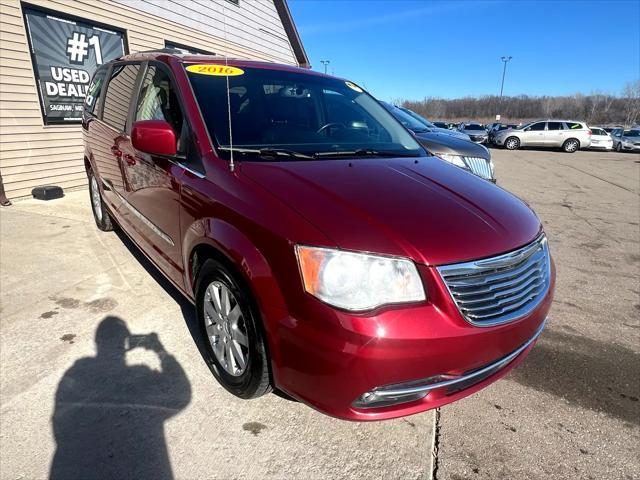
313 149 420 158
218 146 314 160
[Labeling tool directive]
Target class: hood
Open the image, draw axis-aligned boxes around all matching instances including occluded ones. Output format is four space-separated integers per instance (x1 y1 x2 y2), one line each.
496 128 523 137
241 157 541 266
465 130 488 136
414 132 490 159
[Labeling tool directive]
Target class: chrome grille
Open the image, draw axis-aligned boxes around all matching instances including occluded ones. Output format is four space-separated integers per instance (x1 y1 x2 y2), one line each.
464 156 493 180
438 235 550 326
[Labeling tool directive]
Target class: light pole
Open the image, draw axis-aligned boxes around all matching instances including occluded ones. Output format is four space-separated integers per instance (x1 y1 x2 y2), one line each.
320 60 330 74
497 56 512 119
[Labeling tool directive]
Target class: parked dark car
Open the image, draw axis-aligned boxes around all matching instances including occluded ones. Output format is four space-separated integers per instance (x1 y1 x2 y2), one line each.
83 51 554 421
432 121 449 129
396 106 471 141
381 103 495 181
457 122 489 143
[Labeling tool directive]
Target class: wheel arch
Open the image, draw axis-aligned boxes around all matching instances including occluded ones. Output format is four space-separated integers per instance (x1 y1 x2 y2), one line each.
505 135 520 148
563 137 581 151
184 219 288 381
183 218 288 316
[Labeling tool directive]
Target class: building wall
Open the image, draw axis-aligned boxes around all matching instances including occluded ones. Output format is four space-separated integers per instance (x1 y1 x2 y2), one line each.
0 0 300 200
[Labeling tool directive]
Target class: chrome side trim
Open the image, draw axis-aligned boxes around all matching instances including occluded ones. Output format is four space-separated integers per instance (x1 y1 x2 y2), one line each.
105 180 175 247
177 163 206 178
373 318 547 398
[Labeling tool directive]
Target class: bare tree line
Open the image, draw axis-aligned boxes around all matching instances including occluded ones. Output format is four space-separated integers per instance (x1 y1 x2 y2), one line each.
401 80 640 126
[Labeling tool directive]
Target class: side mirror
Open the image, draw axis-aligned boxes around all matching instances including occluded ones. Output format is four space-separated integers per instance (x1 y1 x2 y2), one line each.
131 120 177 156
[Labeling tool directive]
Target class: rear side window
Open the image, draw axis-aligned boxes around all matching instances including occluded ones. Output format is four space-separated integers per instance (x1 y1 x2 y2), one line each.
564 122 582 130
547 122 563 130
102 64 141 131
84 66 107 115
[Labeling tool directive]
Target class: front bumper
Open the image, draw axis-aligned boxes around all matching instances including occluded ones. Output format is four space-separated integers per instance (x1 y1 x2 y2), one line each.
354 318 546 408
620 143 640 151
270 260 555 421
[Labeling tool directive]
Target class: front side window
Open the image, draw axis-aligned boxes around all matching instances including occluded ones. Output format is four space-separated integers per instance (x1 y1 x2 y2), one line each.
528 122 546 131
135 65 186 153
185 65 423 160
102 64 141 131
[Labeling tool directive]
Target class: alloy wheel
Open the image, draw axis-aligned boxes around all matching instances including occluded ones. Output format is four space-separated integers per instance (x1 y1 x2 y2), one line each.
90 175 103 222
203 281 249 376
506 138 519 150
565 140 578 152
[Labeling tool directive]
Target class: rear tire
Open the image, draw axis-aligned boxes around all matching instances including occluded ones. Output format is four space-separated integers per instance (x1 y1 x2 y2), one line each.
616 142 622 152
562 138 580 153
88 170 113 231
195 258 272 399
505 136 520 150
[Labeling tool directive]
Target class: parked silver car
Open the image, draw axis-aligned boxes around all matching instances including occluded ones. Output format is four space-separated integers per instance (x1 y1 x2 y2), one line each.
611 128 640 152
457 122 488 144
493 120 592 152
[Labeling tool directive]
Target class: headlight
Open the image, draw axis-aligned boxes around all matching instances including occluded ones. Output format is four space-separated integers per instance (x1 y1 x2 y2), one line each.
295 246 426 311
436 153 467 168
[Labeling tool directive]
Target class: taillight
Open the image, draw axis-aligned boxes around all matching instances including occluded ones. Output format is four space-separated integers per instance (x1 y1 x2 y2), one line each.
588 129 592 136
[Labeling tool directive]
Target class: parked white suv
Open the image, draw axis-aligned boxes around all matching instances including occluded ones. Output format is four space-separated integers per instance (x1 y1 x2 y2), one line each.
493 120 592 152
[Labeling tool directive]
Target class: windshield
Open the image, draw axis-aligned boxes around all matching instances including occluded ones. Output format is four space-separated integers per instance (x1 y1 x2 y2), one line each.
623 130 640 137
399 107 436 128
379 102 430 132
185 65 423 160
463 124 484 131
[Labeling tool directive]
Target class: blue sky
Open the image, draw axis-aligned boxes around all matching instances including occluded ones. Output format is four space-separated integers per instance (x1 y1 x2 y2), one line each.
288 0 640 101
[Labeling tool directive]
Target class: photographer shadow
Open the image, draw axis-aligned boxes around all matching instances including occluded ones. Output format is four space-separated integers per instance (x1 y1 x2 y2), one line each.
50 316 191 480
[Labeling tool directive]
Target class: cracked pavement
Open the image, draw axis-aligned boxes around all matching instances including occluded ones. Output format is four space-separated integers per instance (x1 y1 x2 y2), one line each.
435 148 639 480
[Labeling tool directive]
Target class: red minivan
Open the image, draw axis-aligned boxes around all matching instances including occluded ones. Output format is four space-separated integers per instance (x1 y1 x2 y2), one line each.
82 50 555 421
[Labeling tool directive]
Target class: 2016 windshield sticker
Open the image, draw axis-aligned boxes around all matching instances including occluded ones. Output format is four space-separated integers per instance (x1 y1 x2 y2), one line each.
345 81 364 93
186 64 245 76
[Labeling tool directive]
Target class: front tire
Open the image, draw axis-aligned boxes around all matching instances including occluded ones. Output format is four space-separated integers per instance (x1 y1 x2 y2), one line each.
195 258 271 399
88 171 113 231
616 142 622 152
562 138 580 153
505 136 520 150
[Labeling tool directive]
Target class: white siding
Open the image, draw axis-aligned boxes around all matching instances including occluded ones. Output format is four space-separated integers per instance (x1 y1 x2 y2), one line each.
0 0 301 199
113 0 297 65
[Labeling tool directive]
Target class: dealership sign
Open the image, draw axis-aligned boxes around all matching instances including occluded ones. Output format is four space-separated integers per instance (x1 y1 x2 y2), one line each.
23 7 125 124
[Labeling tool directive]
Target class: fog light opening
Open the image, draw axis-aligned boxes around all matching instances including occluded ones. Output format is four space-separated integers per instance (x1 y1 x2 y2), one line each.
352 390 428 409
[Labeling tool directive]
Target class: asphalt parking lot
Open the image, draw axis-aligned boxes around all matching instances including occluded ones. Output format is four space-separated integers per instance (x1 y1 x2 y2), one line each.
0 147 638 479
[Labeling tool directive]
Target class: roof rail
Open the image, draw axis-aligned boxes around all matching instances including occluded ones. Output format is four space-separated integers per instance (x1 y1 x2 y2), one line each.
133 48 185 55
